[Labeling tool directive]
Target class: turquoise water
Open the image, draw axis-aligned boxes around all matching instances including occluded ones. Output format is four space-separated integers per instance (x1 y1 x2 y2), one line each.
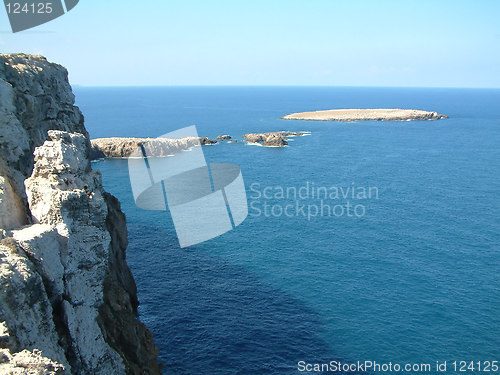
76 87 500 374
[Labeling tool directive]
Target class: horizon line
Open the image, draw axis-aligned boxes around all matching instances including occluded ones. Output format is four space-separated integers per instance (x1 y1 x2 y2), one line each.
70 84 500 90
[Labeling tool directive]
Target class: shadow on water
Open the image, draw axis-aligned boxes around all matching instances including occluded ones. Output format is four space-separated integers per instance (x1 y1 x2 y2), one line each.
127 224 356 375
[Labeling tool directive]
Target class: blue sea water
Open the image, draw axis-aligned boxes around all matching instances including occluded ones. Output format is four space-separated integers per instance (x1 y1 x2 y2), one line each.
75 87 500 374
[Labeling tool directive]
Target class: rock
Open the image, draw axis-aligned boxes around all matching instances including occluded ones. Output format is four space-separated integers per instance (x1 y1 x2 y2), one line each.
0 54 161 374
243 131 305 147
243 133 288 147
282 108 448 122
282 131 305 137
217 135 231 141
198 137 218 145
228 140 238 143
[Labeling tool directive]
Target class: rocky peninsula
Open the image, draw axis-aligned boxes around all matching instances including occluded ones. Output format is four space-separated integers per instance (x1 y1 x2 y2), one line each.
90 136 216 159
282 108 448 122
0 54 161 374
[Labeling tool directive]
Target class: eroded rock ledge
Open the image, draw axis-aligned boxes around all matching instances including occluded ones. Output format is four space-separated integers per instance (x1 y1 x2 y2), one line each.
0 54 161 374
282 108 448 122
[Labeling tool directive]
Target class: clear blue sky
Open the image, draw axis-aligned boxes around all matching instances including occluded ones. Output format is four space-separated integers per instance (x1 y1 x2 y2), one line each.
1 0 499 87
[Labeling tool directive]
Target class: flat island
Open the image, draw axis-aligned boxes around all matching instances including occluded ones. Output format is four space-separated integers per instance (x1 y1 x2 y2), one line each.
282 108 448 122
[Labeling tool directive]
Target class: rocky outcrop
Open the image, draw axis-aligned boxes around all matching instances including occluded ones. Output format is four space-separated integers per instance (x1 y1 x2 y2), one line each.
91 131 306 158
0 54 160 374
243 131 305 147
282 108 448 122
90 136 217 159
0 55 87 210
198 137 217 145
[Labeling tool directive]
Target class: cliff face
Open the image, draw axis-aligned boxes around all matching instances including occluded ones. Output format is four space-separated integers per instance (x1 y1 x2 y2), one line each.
0 54 161 374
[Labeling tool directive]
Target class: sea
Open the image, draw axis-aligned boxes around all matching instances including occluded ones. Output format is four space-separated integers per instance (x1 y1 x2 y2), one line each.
74 87 500 375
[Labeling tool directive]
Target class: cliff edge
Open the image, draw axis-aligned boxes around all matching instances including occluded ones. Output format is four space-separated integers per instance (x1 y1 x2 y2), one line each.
0 54 161 374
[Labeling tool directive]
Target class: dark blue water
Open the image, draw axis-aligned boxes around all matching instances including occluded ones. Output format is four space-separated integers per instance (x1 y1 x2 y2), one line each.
75 87 500 374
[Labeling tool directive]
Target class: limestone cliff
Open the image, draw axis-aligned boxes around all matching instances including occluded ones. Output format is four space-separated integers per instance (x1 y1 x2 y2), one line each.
0 54 161 374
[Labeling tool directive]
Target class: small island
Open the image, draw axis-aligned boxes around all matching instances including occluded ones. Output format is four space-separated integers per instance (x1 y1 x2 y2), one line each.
282 108 448 122
243 132 305 147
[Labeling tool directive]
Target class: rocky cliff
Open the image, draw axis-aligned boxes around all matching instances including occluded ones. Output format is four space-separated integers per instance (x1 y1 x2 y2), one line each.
0 54 161 374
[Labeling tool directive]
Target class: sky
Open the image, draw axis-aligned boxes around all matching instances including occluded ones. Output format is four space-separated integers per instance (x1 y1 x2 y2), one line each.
1 0 499 87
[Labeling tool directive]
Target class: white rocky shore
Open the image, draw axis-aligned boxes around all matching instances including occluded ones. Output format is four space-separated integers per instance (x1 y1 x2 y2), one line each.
0 54 161 374
282 108 448 122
